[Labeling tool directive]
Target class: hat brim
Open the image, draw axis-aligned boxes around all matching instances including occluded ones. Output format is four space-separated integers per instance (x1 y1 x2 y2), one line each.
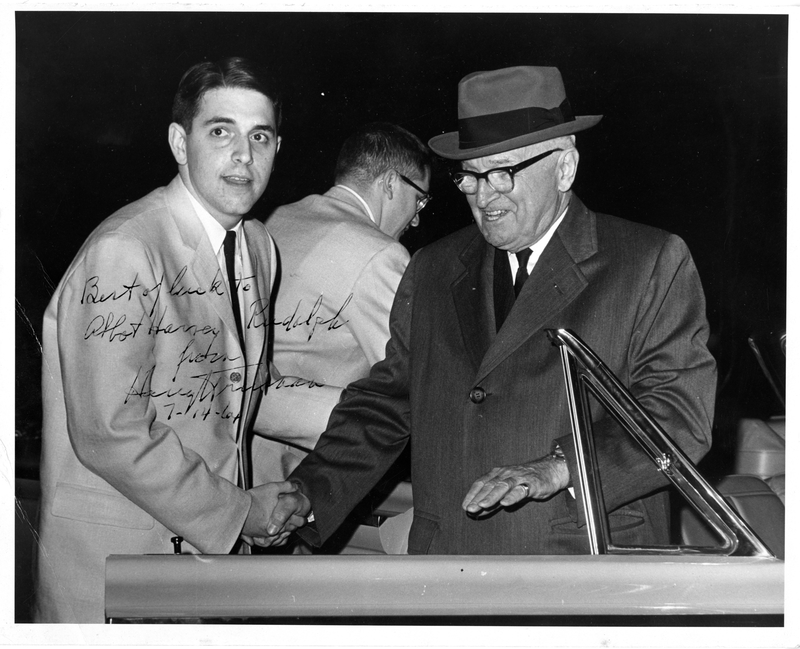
428 114 603 160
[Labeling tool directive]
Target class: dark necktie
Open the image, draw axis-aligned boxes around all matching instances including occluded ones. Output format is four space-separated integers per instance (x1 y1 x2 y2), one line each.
514 248 533 297
223 230 245 346
493 248 514 331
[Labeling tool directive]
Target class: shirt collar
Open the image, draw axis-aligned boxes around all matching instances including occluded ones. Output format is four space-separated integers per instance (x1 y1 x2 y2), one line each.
335 184 377 224
508 201 569 269
508 204 569 257
180 176 243 254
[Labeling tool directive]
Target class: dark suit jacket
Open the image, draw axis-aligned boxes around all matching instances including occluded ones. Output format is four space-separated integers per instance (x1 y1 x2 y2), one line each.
293 195 716 555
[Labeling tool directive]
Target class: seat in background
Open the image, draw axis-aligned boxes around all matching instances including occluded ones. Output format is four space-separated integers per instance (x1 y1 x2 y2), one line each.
680 473 784 559
735 416 785 503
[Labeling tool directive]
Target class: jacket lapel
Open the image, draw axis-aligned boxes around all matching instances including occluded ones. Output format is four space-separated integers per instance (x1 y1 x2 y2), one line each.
163 177 244 352
452 229 495 370
238 221 272 489
241 220 270 384
475 196 596 383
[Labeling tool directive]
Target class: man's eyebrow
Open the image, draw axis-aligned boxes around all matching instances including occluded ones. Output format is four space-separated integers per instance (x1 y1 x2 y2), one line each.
202 116 235 127
485 157 515 167
201 116 276 135
463 157 514 171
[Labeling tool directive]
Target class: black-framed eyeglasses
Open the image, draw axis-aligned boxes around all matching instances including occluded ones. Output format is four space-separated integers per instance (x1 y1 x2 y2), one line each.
450 149 563 195
398 173 432 213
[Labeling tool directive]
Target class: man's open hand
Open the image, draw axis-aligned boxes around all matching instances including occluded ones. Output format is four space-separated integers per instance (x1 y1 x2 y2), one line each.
462 454 569 516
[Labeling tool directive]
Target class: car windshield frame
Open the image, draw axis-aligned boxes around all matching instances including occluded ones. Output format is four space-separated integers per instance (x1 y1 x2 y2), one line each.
546 327 774 558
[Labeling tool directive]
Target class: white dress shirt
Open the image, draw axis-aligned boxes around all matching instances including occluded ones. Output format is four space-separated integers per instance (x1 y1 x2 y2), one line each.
507 204 569 278
181 180 248 342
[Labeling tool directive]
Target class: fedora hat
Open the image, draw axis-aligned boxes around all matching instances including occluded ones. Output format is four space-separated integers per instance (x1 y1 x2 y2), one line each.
428 66 602 160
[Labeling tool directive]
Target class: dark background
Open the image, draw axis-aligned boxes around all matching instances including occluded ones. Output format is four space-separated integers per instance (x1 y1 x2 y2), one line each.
15 11 787 475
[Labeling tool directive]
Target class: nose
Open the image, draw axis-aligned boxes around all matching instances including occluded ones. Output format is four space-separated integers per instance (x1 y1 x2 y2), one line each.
475 178 499 208
410 214 420 228
232 136 253 165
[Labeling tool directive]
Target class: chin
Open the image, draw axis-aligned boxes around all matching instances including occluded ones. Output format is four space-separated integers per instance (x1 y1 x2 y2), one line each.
224 201 256 217
481 231 511 250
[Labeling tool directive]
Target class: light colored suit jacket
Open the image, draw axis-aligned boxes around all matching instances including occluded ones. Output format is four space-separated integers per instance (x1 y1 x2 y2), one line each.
293 195 717 555
252 186 410 483
35 176 274 622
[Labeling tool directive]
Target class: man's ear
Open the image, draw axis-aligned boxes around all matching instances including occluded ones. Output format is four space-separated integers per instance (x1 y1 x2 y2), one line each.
168 122 188 166
557 147 579 192
380 169 398 200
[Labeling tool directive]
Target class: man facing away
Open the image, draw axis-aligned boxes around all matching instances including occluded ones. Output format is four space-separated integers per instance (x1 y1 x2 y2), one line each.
35 57 303 623
260 65 716 556
252 122 432 486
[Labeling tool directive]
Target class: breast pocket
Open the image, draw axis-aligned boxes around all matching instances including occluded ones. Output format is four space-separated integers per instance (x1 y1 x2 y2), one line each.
51 482 155 530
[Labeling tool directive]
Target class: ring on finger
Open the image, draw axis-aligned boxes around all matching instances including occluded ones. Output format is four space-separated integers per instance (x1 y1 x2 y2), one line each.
519 483 530 499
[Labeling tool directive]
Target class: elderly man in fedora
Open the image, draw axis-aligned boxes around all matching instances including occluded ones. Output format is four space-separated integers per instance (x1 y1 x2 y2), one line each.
259 66 716 555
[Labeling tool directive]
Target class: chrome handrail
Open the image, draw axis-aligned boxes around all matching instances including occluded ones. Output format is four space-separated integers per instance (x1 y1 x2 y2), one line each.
547 328 774 558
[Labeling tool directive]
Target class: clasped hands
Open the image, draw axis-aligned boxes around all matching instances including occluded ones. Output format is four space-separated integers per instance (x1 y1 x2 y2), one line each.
240 480 312 548
241 454 569 546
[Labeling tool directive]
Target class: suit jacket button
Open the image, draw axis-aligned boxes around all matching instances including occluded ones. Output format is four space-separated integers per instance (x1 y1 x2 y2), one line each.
469 387 486 403
230 371 242 383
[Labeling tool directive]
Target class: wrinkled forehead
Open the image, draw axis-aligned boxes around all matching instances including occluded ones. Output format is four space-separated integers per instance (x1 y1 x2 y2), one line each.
461 144 531 171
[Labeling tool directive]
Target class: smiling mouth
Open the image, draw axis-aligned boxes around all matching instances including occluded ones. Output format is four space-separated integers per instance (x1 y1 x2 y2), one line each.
223 175 253 185
482 209 508 222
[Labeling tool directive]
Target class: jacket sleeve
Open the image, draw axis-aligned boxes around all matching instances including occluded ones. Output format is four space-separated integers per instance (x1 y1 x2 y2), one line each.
54 231 251 553
252 366 344 449
292 250 416 546
557 234 716 519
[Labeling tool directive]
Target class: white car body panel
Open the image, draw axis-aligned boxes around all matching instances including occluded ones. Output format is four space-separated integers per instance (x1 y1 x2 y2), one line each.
105 554 783 620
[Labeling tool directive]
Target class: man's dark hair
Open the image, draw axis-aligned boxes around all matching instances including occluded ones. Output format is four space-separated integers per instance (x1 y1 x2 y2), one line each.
172 56 283 133
334 122 432 187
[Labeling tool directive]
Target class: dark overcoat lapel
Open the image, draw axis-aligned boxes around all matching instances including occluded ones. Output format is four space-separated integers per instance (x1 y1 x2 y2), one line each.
452 197 596 383
451 232 494 370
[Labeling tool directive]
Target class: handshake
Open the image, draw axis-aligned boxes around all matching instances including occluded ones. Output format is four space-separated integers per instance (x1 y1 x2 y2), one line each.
240 480 312 548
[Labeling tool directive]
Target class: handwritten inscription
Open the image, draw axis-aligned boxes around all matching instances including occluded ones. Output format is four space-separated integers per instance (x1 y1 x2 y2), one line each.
125 362 269 423
80 269 232 306
172 336 233 381
79 268 268 424
81 269 265 343
81 274 144 304
274 294 352 342
83 307 226 343
246 296 270 332
268 376 326 390
84 311 145 342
